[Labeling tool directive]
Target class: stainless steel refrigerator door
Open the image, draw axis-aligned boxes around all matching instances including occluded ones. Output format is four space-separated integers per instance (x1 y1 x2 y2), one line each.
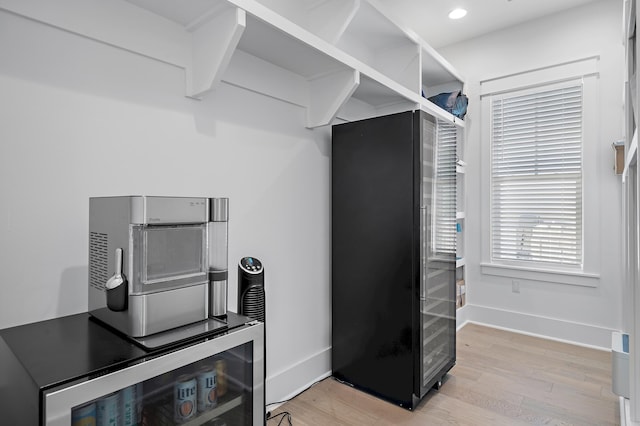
43 323 264 426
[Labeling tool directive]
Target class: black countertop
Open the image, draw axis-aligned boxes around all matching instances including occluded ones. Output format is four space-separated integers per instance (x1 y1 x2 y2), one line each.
0 312 251 392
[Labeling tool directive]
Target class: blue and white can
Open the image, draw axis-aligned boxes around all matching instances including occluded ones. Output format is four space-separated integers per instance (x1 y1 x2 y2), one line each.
71 402 96 426
119 385 137 426
174 375 197 423
96 392 120 426
197 366 218 412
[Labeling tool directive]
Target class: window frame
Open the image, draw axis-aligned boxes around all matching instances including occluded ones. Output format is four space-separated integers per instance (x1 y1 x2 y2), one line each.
479 57 601 287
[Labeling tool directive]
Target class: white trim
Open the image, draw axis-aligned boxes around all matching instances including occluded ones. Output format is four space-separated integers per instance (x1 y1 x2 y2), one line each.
265 370 333 413
480 56 600 97
622 396 640 426
265 346 331 406
461 303 615 350
480 262 600 287
622 397 627 426
456 304 470 331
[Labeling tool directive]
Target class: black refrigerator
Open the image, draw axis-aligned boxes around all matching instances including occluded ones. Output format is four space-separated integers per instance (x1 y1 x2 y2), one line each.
331 110 457 410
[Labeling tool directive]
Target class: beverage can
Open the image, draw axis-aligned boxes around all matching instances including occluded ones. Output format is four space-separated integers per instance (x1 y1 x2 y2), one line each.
96 392 120 426
197 366 217 412
135 383 143 424
174 375 197 423
119 385 137 426
72 402 96 426
215 359 227 397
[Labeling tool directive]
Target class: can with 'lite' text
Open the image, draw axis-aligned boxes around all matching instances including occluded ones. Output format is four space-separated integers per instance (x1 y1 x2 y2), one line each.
197 366 218 412
174 375 197 423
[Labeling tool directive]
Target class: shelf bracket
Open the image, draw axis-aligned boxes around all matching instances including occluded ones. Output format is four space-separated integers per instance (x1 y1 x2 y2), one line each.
304 0 360 45
186 7 246 99
623 129 638 182
306 69 360 128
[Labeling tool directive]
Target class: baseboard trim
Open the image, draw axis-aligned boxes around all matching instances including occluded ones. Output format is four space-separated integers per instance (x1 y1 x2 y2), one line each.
622 397 640 426
462 304 616 350
621 397 628 426
456 304 470 331
265 346 331 408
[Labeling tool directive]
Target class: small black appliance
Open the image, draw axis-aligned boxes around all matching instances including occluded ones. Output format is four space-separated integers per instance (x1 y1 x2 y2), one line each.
237 257 265 322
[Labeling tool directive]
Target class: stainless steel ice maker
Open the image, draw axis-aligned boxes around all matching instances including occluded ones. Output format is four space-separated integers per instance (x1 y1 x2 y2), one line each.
88 196 229 337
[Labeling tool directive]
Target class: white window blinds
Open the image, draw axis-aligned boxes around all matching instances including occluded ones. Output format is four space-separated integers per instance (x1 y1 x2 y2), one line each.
434 119 457 255
491 83 583 266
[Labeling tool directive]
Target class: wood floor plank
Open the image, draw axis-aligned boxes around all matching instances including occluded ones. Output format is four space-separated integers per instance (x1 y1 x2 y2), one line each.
438 372 525 407
270 324 619 425
455 350 556 392
521 396 618 426
534 372 609 400
446 363 483 382
490 341 611 373
480 344 606 387
509 333 611 362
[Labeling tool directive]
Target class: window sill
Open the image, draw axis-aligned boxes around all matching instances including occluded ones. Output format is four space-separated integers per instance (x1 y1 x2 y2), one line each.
480 262 600 287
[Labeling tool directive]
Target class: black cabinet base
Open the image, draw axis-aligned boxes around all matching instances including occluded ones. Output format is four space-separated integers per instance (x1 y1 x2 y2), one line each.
333 360 455 411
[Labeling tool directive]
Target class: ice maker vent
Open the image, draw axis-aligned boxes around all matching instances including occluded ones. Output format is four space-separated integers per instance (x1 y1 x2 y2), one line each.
89 232 108 291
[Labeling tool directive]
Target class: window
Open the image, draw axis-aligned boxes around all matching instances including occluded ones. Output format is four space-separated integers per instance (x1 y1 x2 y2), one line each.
479 57 600 286
490 82 583 267
433 119 457 256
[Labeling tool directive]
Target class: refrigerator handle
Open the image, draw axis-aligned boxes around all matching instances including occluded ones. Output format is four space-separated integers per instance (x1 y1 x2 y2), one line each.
420 206 430 302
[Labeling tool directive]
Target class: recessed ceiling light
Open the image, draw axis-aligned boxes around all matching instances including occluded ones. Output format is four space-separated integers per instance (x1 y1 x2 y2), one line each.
448 8 467 19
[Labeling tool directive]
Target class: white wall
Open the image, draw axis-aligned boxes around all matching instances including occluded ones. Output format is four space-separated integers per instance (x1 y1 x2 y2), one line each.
440 0 625 348
0 10 331 402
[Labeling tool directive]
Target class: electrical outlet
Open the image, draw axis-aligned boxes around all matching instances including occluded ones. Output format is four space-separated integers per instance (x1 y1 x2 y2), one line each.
512 280 520 293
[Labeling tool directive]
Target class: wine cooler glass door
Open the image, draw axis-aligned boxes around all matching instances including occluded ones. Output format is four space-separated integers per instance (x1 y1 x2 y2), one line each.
419 113 456 397
44 323 264 426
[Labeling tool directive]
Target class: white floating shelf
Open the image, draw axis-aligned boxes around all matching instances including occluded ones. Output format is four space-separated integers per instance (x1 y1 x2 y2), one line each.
0 0 466 128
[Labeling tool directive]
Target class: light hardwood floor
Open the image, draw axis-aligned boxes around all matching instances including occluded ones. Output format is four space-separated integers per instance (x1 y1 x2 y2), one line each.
269 323 619 425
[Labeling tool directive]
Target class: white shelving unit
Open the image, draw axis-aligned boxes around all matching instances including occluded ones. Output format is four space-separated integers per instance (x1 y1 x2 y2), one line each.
622 0 640 424
455 125 466 309
0 0 465 129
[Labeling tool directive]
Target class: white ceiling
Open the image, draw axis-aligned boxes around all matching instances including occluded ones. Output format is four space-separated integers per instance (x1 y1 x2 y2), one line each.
375 0 603 49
